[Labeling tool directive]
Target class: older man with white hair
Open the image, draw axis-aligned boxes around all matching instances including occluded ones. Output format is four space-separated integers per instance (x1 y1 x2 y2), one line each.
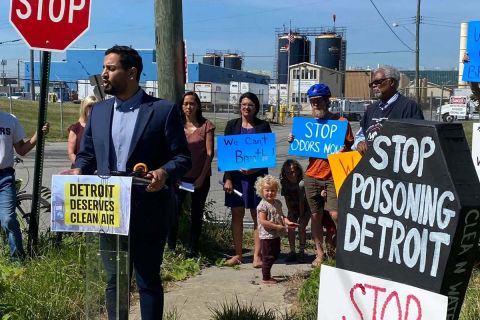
354 65 424 154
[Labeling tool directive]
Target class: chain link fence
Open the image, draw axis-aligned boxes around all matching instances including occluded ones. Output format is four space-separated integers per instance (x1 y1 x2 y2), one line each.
398 85 479 121
3 78 478 131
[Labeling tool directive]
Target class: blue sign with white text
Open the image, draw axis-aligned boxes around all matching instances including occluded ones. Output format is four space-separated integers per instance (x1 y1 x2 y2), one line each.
463 21 480 82
288 117 348 159
217 133 276 171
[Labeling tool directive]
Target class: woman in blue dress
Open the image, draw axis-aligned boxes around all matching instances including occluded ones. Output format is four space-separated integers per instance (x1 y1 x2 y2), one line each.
222 92 272 267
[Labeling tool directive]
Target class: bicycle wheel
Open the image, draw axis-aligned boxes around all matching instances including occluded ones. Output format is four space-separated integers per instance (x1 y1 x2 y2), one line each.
16 194 53 243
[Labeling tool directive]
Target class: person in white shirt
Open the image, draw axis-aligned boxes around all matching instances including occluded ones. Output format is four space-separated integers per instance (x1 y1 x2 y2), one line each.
0 111 48 260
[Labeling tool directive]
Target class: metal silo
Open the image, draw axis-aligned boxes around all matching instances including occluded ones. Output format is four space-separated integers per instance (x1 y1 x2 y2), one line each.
305 39 311 63
276 33 310 84
277 36 289 84
315 33 342 70
223 53 242 70
202 54 221 66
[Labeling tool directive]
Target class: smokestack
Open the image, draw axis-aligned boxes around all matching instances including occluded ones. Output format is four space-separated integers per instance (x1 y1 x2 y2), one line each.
458 22 468 87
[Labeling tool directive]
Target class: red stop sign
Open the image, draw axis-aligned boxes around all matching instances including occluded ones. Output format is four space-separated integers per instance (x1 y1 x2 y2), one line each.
10 0 91 51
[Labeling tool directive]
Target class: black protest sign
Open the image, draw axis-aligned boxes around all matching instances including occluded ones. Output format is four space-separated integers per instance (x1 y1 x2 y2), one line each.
336 119 480 320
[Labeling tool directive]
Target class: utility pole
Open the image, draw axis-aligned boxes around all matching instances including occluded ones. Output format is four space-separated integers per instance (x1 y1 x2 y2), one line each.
297 64 301 113
154 0 184 104
17 59 20 91
415 0 421 104
30 49 35 100
1 59 6 85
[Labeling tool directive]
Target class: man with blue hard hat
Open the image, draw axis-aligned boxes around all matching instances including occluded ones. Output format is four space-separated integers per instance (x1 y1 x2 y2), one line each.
288 83 354 267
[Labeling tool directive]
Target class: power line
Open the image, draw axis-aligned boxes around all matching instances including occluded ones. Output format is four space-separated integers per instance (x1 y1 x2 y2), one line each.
422 22 458 29
0 38 21 45
422 16 462 24
395 17 416 23
348 50 412 55
368 0 414 52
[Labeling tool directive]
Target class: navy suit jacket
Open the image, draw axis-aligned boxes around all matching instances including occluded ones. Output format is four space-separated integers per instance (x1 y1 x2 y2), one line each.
74 91 191 232
75 91 191 180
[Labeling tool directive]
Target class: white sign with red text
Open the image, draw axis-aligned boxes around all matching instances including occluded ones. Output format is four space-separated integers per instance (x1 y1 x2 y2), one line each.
317 265 448 320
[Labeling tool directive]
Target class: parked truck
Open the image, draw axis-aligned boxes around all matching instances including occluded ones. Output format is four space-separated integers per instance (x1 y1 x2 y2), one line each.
229 81 269 113
437 95 479 122
193 82 230 112
330 99 374 121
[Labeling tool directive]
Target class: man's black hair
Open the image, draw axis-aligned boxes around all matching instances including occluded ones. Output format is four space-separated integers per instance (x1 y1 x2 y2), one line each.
105 45 143 81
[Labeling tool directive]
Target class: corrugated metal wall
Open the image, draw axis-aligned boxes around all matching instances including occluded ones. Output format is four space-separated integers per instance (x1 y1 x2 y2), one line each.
345 70 372 100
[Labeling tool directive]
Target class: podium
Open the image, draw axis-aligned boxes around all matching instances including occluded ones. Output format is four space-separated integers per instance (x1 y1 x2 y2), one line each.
52 175 133 319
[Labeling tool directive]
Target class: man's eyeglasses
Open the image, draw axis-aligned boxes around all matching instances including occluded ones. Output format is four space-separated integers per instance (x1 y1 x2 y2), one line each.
369 78 390 88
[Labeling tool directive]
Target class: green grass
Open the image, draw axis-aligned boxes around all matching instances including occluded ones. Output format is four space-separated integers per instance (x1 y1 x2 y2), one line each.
0 99 230 141
461 270 480 320
0 237 90 320
0 198 234 320
209 296 295 320
0 232 209 320
162 250 202 282
463 121 475 149
0 99 79 141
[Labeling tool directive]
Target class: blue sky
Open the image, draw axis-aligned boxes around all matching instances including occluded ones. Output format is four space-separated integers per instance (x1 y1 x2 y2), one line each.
0 0 479 77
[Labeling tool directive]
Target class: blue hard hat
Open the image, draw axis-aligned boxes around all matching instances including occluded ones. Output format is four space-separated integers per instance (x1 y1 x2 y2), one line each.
307 83 331 98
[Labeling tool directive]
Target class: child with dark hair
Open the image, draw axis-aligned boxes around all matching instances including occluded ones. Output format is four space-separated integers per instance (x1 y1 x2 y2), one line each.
279 159 310 263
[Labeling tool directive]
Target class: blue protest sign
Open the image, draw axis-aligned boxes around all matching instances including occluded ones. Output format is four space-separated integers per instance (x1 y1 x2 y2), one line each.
288 117 348 159
463 21 480 82
217 133 276 171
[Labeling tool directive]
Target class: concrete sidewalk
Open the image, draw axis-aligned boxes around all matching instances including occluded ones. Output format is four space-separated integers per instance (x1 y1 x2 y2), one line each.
130 252 314 319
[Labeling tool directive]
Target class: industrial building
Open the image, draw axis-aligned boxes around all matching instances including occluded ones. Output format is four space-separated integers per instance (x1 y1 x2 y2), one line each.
344 70 373 100
187 63 269 85
401 70 458 86
273 27 347 86
288 62 343 111
202 50 245 71
276 33 311 84
23 48 269 100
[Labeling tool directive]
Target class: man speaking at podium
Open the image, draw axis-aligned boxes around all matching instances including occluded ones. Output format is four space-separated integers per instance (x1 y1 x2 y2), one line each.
63 45 191 319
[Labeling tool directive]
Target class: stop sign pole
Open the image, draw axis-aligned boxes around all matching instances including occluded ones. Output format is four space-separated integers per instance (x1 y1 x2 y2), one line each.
9 0 91 255
28 51 50 254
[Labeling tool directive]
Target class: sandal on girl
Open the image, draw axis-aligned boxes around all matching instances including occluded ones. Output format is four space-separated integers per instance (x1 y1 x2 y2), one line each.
262 278 278 284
